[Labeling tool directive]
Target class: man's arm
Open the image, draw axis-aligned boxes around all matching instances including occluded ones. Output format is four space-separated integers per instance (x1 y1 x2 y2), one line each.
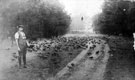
15 32 20 51
26 40 30 47
15 39 20 51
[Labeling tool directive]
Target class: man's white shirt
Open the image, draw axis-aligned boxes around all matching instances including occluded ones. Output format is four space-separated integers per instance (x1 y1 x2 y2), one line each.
15 31 26 39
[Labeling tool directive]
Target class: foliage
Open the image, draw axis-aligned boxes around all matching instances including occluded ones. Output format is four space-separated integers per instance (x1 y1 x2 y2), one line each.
1 0 71 39
93 0 135 36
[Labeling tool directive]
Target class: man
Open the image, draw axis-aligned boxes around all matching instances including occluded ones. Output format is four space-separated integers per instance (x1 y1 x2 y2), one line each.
15 25 29 68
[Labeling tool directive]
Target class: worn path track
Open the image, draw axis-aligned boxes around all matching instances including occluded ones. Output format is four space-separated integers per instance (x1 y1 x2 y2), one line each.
48 39 110 80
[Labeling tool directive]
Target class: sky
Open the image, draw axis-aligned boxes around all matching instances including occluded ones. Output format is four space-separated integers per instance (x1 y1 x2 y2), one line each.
59 0 105 17
58 0 105 32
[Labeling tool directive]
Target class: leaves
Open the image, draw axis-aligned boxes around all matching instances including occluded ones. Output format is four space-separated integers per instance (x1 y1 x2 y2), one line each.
93 0 135 36
1 0 71 39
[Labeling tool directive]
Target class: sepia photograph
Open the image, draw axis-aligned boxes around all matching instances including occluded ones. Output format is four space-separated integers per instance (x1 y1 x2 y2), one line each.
0 0 135 80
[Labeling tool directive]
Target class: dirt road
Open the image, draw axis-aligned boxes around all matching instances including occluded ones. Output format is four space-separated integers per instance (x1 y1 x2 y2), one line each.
0 36 135 80
104 37 135 80
0 38 110 80
0 39 37 80
48 39 110 80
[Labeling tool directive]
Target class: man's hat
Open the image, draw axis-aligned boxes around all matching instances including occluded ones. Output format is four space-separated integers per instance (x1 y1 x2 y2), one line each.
17 25 24 28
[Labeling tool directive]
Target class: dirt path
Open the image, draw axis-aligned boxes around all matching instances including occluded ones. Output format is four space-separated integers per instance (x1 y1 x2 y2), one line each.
0 38 110 80
0 39 37 80
1 36 135 80
67 42 110 80
104 37 135 80
48 39 110 80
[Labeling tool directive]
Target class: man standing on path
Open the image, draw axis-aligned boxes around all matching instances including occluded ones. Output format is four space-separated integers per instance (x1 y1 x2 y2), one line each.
15 25 29 68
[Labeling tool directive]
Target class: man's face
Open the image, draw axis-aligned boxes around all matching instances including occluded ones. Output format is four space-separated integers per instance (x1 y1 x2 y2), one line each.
19 27 23 31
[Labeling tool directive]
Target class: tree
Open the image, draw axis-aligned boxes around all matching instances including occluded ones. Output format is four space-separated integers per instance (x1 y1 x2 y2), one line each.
93 0 135 36
0 0 71 39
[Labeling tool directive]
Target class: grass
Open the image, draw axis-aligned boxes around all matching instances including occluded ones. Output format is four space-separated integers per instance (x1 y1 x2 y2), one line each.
103 36 135 80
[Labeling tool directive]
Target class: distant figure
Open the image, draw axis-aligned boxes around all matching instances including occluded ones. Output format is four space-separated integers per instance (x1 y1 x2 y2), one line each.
15 25 29 68
81 16 83 21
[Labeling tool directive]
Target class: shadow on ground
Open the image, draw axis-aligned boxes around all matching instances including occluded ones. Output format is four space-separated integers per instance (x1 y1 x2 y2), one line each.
104 37 135 80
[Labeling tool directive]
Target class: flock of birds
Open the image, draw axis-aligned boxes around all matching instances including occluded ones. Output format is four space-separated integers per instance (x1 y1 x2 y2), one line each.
28 37 91 52
28 36 106 60
12 36 108 75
